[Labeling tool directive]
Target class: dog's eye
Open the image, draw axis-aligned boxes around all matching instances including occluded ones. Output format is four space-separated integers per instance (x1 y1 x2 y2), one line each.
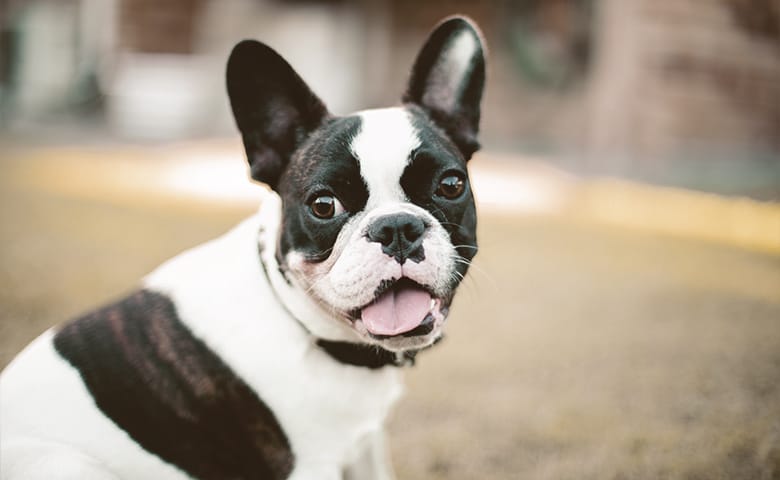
310 195 345 219
436 174 466 199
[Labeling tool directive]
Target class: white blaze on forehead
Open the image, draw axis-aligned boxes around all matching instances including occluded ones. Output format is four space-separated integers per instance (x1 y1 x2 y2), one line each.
350 108 421 208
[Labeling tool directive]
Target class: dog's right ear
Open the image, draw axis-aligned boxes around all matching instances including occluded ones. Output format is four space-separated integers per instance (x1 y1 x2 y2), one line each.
227 40 330 189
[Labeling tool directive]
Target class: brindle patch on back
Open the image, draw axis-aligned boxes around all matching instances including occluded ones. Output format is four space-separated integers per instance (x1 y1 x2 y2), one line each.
53 290 294 480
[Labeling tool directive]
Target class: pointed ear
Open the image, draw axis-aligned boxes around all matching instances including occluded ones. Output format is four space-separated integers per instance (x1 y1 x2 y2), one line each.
403 16 486 160
227 40 330 189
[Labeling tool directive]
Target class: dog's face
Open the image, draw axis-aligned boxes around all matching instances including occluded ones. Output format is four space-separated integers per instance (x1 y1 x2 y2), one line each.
276 106 477 351
227 17 485 352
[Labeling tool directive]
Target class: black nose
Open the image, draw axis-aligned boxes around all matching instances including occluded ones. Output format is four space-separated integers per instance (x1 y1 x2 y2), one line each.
366 213 427 264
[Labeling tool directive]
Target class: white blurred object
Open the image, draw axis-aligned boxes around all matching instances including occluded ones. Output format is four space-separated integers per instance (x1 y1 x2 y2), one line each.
470 155 574 214
159 152 263 204
10 0 116 119
106 53 211 140
12 2 79 115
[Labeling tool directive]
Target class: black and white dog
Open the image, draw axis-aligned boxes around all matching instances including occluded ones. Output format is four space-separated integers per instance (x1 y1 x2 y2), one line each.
0 16 485 480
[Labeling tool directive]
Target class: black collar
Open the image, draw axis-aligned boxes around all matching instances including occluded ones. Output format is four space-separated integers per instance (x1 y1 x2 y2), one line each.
315 339 418 369
258 239 418 369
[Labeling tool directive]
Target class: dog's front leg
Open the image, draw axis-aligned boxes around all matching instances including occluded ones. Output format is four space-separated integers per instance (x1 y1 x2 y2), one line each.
343 429 395 480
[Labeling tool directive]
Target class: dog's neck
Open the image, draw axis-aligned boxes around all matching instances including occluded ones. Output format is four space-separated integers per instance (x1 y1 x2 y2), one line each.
255 192 414 369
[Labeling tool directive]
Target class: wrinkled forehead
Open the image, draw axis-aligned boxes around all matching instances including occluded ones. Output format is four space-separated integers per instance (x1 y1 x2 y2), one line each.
350 107 421 207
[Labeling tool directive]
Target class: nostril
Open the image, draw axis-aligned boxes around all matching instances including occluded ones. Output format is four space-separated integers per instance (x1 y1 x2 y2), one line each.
402 218 425 243
367 223 396 247
367 213 428 263
379 226 395 246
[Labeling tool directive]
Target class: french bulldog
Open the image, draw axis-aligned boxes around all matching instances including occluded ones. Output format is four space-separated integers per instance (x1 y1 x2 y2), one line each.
0 15 485 480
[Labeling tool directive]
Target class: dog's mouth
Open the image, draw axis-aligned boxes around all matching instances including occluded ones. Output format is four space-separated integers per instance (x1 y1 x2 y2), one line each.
354 278 445 339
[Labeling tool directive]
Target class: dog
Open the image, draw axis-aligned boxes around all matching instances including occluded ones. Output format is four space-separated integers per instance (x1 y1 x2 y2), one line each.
0 15 485 480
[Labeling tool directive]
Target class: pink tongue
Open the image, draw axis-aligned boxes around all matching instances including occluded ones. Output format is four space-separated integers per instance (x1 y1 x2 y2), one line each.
361 285 432 336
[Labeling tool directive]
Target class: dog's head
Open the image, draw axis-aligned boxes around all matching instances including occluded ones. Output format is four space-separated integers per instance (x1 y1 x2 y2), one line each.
227 16 485 352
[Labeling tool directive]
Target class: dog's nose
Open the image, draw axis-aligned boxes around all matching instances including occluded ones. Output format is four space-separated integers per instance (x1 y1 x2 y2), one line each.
367 213 427 264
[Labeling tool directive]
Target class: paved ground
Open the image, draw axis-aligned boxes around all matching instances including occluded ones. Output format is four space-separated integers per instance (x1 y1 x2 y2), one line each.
1 145 779 479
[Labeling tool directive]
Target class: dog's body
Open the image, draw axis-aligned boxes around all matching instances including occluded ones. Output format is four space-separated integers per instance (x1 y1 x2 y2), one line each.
1 17 485 480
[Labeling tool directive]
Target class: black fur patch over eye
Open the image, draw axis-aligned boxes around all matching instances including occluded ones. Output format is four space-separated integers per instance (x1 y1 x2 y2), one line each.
277 116 368 263
401 109 478 286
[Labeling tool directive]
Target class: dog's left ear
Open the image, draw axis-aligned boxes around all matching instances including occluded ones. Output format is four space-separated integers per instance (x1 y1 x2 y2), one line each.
227 40 330 189
403 16 486 160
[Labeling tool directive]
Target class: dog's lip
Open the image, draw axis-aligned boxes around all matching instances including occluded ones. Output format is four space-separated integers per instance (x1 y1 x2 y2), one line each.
368 312 436 340
376 277 434 302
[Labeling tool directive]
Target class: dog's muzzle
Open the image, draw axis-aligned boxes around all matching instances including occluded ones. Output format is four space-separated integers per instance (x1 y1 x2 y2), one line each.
354 213 448 338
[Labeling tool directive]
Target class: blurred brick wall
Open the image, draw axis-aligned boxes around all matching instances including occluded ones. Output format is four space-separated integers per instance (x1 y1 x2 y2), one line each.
589 0 780 159
119 0 204 54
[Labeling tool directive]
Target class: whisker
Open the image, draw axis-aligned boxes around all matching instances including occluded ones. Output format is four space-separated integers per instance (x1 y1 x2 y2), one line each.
452 254 496 290
451 244 479 250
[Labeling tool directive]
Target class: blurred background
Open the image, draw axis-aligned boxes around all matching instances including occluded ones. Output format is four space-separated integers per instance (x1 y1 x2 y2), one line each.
1 0 779 193
0 1 779 479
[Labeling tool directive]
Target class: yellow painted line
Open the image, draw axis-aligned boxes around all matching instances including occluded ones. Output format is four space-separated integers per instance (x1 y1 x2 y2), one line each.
565 179 780 255
5 144 265 211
